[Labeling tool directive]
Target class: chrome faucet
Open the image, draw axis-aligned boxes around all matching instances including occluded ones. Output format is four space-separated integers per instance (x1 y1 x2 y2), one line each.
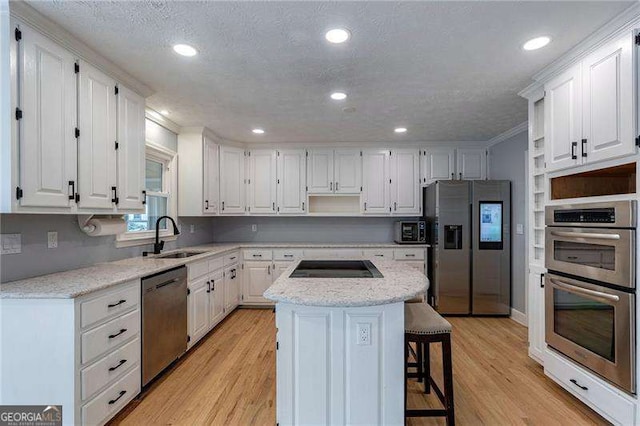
144 216 180 256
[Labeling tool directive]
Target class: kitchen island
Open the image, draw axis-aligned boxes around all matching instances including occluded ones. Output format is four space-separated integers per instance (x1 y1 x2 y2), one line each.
264 259 428 426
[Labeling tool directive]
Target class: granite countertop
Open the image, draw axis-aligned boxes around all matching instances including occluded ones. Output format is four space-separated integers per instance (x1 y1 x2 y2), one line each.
0 242 429 299
263 260 429 307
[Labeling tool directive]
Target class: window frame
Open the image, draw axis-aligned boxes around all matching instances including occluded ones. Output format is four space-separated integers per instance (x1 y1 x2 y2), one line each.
116 142 178 248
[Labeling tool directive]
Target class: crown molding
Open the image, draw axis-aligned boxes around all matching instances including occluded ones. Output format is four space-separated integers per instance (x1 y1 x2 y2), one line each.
145 109 181 134
527 2 640 86
9 0 153 98
485 122 528 148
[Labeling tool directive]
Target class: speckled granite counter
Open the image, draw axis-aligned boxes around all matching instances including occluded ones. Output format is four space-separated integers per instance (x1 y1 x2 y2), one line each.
263 259 428 307
0 243 428 299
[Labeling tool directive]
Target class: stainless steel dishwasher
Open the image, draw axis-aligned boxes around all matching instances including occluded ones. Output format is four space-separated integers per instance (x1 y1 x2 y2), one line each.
141 265 187 386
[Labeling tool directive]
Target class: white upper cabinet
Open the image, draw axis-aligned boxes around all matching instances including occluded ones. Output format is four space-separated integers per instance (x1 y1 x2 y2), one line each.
390 149 420 215
115 85 145 211
582 35 634 163
248 149 277 214
421 148 455 184
545 34 634 172
203 138 219 214
220 145 246 214
277 149 306 214
78 60 118 210
456 148 487 180
306 149 334 193
334 149 361 194
16 23 77 209
362 149 390 214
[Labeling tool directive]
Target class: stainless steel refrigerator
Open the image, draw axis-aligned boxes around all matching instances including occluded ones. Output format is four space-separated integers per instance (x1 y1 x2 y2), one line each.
424 180 511 315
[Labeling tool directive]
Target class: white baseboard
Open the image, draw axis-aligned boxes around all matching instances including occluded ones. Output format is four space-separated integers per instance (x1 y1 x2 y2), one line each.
510 308 527 327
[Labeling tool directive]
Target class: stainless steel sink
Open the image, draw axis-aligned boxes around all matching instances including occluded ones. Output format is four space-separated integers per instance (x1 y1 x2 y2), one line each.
155 251 203 259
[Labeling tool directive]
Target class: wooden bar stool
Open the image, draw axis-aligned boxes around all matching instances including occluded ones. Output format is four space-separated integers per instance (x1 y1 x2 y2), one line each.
404 303 455 425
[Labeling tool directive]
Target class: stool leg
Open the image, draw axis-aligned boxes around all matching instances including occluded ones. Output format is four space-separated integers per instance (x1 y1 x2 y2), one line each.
442 334 455 426
416 342 423 383
423 342 431 394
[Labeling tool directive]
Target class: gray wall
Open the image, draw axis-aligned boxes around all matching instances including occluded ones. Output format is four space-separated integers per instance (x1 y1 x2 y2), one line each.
0 215 214 282
489 130 528 314
212 216 416 243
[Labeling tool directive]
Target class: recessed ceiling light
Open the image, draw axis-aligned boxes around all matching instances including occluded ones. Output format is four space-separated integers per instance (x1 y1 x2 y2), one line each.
523 36 551 51
252 128 265 134
330 92 347 101
394 127 408 133
173 44 198 57
325 28 351 44
160 110 169 116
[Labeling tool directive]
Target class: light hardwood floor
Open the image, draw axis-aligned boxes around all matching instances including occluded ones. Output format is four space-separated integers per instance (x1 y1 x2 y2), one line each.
110 308 607 426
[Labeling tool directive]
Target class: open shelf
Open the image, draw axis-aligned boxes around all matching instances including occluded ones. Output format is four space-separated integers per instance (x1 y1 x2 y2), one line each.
308 195 361 214
550 163 636 200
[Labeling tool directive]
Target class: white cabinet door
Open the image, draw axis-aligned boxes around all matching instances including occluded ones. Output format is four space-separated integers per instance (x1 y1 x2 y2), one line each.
362 149 390 214
390 149 420 215
527 271 546 365
582 35 634 163
421 148 455 184
17 24 77 208
243 261 272 303
248 149 276 214
456 148 487 180
272 261 292 280
203 138 219 214
115 85 145 211
334 149 361 194
78 61 117 210
224 266 241 312
307 149 334 193
209 271 225 327
277 149 306 214
220 146 246 214
544 65 582 172
188 276 210 346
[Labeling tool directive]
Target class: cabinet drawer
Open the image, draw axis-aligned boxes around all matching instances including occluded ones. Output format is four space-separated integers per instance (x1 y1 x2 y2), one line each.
303 248 362 259
82 310 140 364
225 251 241 266
188 260 209 280
394 249 425 260
273 249 304 261
81 338 140 400
363 249 394 259
544 349 635 425
208 256 224 272
243 249 272 261
80 281 139 329
82 365 140 426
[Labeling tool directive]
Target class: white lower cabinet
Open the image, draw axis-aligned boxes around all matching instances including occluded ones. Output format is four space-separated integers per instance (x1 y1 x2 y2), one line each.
224 264 241 312
209 269 225 328
527 270 546 364
0 280 141 426
187 275 210 347
544 349 636 425
243 260 273 304
272 261 293 280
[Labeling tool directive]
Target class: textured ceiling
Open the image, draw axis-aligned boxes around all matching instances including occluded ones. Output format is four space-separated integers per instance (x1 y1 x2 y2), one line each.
27 1 634 143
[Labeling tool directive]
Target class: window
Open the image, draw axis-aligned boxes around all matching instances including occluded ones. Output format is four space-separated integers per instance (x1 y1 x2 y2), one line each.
117 143 178 247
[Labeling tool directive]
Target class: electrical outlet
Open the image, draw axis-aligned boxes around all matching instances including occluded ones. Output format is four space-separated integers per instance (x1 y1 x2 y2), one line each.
190 224 195 234
251 224 257 232
47 231 58 249
356 323 371 345
1 233 21 254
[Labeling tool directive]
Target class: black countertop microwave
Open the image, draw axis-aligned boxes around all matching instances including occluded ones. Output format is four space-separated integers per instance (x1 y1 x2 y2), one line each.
394 220 427 244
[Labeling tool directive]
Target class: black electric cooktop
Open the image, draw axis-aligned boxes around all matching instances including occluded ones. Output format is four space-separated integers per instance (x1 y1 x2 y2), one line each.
289 260 383 278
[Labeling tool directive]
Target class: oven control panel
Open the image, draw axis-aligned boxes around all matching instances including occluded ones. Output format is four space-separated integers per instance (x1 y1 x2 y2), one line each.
554 208 615 224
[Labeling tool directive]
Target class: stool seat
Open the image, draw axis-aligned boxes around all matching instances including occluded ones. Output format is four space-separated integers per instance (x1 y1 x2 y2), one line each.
405 303 452 335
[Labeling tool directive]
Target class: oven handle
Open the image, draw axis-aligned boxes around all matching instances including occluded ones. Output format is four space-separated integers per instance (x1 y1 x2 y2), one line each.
550 278 620 303
549 230 621 241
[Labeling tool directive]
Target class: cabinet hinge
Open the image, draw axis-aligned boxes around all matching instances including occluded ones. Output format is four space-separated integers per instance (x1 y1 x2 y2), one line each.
276 342 279 350
305 151 308 157
241 295 244 300
389 150 392 156
187 335 191 343
277 206 280 212
305 186 308 192
75 193 80 203
114 85 119 95
636 136 640 147
360 186 363 192
15 186 23 200
360 151 362 156
15 108 22 120
277 151 280 156
635 33 640 46
75 127 80 138
74 62 79 74
187 288 191 295
115 141 119 150
14 27 22 41
277 179 280 184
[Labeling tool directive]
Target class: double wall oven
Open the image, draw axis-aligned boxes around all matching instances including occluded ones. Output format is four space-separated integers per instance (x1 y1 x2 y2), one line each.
545 201 636 394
